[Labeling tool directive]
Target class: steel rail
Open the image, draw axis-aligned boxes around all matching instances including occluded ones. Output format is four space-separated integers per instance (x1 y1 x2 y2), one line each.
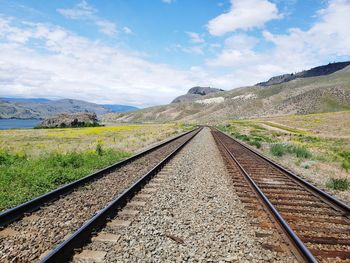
39 128 201 263
216 127 350 214
212 129 318 263
0 128 199 227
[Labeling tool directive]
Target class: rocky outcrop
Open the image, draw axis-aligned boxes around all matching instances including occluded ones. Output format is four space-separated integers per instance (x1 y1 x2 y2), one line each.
37 112 100 128
172 86 224 103
257 61 350 86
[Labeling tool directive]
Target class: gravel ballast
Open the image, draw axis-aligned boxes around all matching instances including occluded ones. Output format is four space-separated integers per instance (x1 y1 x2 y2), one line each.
0 131 195 262
81 128 296 262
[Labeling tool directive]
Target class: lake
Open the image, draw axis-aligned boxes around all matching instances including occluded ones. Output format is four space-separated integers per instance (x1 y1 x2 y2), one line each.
0 119 41 130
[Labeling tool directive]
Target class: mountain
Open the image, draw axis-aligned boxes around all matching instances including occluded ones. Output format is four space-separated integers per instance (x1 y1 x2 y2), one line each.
1 98 51 103
0 98 138 119
103 63 350 124
172 86 224 103
102 104 138 112
256 61 350 86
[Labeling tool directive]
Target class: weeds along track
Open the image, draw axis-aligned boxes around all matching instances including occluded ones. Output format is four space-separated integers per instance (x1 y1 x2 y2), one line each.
212 128 350 263
0 128 200 262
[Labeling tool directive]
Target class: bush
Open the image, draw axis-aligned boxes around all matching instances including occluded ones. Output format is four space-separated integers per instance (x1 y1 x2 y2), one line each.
342 160 350 172
232 132 251 142
270 143 312 158
339 151 350 171
249 140 262 149
270 143 287 157
326 178 350 191
290 146 312 159
96 144 103 156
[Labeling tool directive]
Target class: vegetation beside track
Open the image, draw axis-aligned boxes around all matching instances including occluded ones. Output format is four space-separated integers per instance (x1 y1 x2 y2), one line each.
218 111 350 195
0 123 193 210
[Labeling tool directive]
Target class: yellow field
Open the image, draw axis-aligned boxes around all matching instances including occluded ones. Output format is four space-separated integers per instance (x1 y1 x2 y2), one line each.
0 123 190 157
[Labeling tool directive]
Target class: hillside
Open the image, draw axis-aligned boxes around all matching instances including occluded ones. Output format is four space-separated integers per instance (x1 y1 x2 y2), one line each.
256 61 350 86
0 98 138 119
103 64 350 124
172 86 224 103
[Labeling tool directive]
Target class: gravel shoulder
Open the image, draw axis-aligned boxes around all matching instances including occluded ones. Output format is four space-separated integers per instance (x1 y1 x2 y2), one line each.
81 128 295 262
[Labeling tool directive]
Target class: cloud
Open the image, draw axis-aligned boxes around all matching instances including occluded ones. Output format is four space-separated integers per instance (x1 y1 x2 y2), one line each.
182 46 204 55
123 26 133 34
186 31 205 44
263 0 350 58
95 20 117 36
206 0 350 86
0 17 220 106
57 1 117 36
207 0 281 36
162 0 175 3
57 0 95 19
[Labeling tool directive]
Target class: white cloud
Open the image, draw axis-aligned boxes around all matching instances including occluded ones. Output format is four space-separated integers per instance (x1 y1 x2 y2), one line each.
182 45 204 55
186 31 205 43
264 0 350 58
57 0 95 19
57 1 118 36
123 26 133 34
224 34 259 50
206 0 350 86
207 34 261 67
207 0 282 36
95 20 117 36
0 17 223 106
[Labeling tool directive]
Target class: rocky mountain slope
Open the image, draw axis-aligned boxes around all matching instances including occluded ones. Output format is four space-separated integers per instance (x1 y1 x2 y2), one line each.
172 86 224 103
103 64 350 124
256 61 350 86
0 98 138 119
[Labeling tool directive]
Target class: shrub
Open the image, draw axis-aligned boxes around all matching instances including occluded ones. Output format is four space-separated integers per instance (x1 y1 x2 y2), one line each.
270 143 312 158
232 132 251 142
342 160 350 172
96 143 103 156
270 143 287 157
326 178 350 191
290 146 312 159
249 140 262 149
339 151 350 171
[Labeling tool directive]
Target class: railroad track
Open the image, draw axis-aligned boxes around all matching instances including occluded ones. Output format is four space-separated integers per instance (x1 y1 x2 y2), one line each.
212 128 350 263
0 128 200 262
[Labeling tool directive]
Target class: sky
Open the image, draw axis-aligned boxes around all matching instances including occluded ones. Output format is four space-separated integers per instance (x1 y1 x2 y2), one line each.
0 0 350 107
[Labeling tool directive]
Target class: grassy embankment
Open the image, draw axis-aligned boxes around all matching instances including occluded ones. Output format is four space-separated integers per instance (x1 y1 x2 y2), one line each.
0 123 192 210
218 111 350 192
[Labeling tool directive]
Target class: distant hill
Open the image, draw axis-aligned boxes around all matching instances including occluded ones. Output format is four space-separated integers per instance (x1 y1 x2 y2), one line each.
172 86 224 103
1 98 51 103
0 98 138 119
256 61 350 86
102 104 138 112
103 63 350 124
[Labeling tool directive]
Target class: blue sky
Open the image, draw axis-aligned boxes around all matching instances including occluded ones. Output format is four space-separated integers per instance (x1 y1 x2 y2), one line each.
0 0 350 107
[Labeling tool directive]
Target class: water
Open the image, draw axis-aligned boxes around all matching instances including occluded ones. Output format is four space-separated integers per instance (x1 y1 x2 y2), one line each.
0 119 41 130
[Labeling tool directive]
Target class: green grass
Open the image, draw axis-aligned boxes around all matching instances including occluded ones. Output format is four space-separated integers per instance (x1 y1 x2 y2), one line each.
270 143 287 157
339 151 350 172
231 132 262 149
270 143 312 158
0 147 130 211
263 122 313 135
326 178 350 191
